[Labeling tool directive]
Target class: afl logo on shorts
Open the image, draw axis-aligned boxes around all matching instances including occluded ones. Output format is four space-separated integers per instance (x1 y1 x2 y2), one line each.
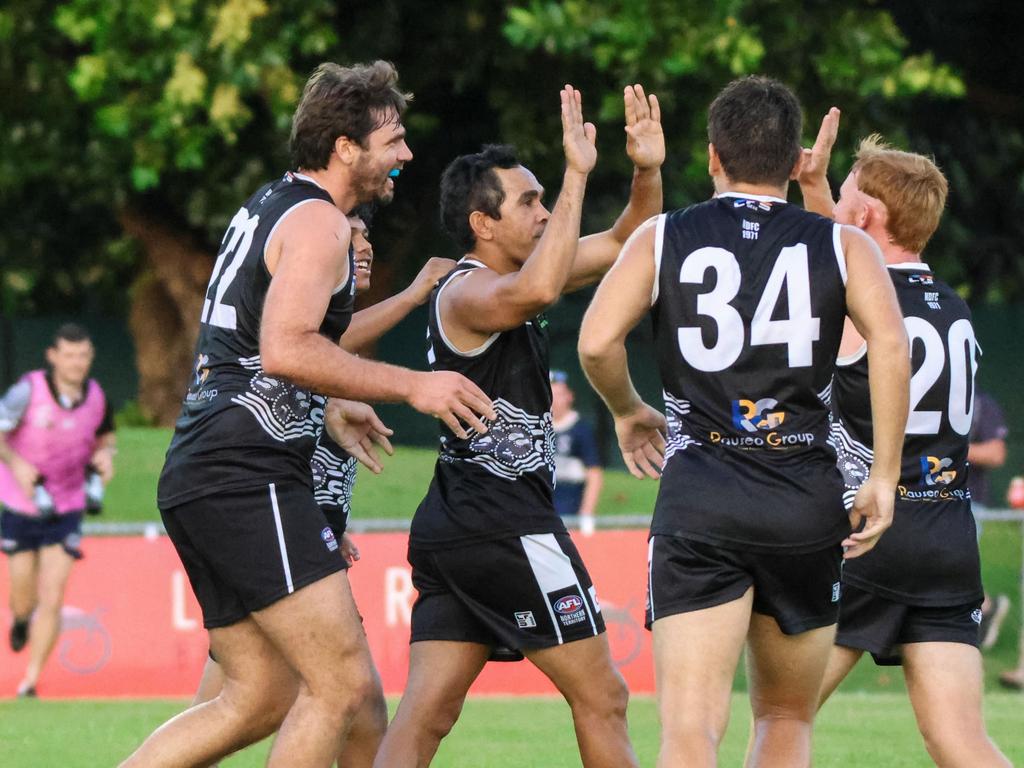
554 595 584 615
321 526 339 552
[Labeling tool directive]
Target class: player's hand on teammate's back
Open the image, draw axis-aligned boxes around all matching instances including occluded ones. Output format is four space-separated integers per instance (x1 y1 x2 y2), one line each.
798 107 841 187
614 402 667 480
324 399 394 474
623 84 665 170
409 371 496 440
408 258 458 305
561 85 598 175
843 474 896 558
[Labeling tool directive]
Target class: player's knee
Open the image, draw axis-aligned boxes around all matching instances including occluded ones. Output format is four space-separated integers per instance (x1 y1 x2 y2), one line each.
421 696 465 742
576 671 629 723
662 722 724 753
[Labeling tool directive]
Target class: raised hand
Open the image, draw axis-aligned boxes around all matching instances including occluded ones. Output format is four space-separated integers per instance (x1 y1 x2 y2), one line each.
408 257 457 305
798 107 840 187
561 85 598 175
624 84 665 171
408 371 496 440
614 402 668 480
324 398 394 474
842 474 895 559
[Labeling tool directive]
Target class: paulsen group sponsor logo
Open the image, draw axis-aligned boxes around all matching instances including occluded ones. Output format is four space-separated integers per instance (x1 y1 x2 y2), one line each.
708 397 815 450
921 456 957 486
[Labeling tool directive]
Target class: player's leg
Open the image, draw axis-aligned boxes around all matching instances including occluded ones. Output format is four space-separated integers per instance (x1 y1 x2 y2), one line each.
18 542 74 692
121 617 298 767
337 662 388 768
192 654 226 706
525 634 637 768
903 642 1011 766
653 593 753 768
372 640 490 768
744 614 835 768
6 548 37 652
816 645 862 705
252 570 374 768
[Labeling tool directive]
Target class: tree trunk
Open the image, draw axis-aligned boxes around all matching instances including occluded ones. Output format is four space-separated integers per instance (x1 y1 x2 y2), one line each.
120 209 211 426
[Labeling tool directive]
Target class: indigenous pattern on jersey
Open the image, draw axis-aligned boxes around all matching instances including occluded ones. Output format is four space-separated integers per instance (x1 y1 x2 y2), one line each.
158 172 356 506
311 431 358 537
650 194 849 553
832 264 983 605
411 259 561 549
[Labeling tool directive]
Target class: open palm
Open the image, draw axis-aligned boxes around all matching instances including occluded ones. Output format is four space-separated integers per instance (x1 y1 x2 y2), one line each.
624 84 664 170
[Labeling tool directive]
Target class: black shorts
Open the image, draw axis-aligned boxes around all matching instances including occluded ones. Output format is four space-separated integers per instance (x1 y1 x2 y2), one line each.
409 532 605 652
835 582 982 665
646 535 843 635
160 481 346 629
0 509 84 559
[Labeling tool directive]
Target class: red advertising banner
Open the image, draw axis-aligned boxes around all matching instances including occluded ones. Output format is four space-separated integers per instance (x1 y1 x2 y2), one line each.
0 530 653 699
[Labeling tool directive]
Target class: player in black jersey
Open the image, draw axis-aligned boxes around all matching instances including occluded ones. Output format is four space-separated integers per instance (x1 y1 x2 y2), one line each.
579 77 910 767
374 85 663 768
188 208 455 768
800 122 1011 766
126 62 495 768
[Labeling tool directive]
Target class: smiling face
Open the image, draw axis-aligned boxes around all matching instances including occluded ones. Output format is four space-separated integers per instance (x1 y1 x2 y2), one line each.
347 214 373 292
487 166 550 265
351 108 413 205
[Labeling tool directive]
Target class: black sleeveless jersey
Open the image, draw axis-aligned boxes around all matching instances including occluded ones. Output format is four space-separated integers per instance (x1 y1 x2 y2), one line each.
311 431 358 537
650 194 849 553
832 263 982 605
158 172 356 506
410 259 561 549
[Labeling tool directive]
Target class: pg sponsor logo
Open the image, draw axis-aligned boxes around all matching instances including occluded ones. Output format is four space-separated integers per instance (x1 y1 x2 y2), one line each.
921 456 957 487
708 397 814 450
732 398 786 432
550 591 588 628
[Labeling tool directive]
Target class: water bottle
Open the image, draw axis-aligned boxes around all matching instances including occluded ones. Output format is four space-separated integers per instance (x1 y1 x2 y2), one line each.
85 465 104 515
33 478 56 519
1008 476 1024 510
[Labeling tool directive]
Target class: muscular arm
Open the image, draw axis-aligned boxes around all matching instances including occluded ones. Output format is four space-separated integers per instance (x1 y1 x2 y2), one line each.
259 201 494 436
340 258 455 354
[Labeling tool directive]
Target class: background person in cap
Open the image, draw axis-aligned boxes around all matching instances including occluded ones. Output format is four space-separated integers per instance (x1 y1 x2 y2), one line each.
550 370 604 535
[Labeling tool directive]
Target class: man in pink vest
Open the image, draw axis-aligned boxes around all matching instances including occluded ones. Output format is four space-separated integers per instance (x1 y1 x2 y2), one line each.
0 323 116 697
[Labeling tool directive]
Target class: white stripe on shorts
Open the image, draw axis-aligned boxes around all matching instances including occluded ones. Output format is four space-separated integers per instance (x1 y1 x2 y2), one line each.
268 483 294 594
521 533 598 643
647 537 656 622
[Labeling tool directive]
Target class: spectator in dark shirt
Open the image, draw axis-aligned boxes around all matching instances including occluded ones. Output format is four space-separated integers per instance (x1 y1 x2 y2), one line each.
969 390 1011 651
550 370 603 534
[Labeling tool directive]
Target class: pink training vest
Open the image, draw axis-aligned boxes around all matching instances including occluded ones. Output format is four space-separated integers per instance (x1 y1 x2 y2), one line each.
0 370 107 516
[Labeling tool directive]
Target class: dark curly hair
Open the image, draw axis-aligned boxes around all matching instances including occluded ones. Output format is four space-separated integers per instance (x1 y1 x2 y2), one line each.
349 203 376 229
439 144 520 252
290 60 412 171
707 76 803 187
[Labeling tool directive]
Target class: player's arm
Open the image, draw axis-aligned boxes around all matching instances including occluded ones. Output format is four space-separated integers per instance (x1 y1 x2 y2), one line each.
578 219 667 479
442 86 597 338
89 396 116 482
0 380 37 496
841 225 910 558
968 439 1006 468
261 203 494 438
340 258 456 354
565 85 665 292
797 107 841 218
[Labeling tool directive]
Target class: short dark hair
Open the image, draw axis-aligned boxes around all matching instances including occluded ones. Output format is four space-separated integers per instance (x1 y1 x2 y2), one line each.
290 60 412 171
53 323 90 346
707 76 803 187
349 203 376 229
439 144 520 252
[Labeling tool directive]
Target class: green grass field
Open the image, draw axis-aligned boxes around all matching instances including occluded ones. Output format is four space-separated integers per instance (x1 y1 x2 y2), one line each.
2 693 1022 767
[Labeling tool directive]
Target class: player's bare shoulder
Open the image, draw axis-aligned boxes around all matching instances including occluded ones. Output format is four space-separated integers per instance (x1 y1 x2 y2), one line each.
265 198 350 275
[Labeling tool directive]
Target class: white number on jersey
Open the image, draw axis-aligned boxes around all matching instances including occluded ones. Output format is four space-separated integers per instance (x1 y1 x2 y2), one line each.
905 315 978 436
677 244 821 372
202 208 260 330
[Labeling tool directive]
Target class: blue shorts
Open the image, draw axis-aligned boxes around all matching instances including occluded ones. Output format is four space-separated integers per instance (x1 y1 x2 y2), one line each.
0 509 84 559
